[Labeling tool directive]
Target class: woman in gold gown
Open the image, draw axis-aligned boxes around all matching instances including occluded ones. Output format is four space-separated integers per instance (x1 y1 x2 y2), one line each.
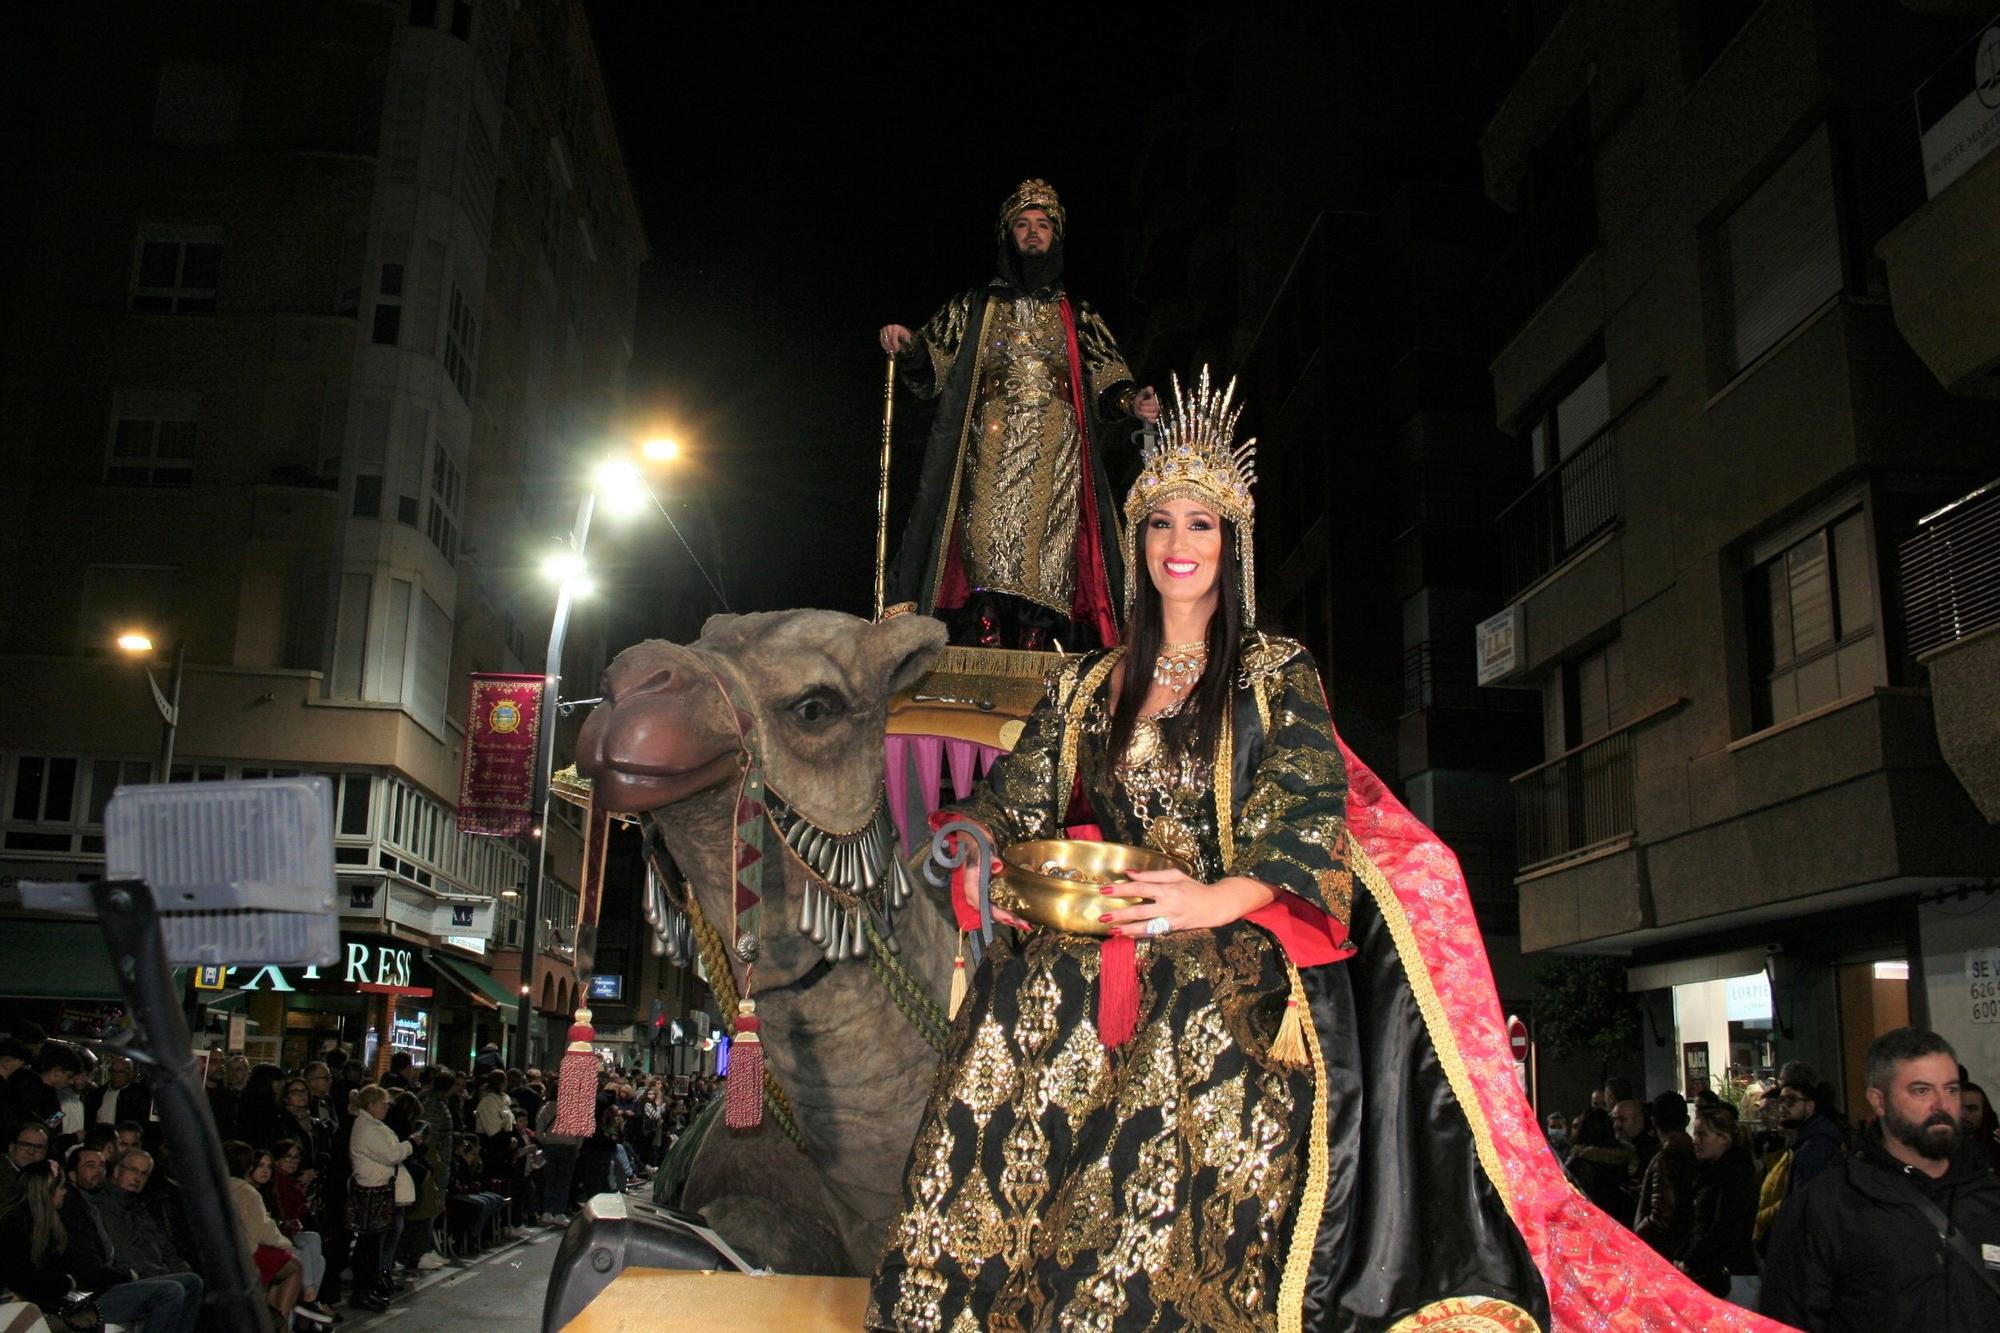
867 371 1546 1333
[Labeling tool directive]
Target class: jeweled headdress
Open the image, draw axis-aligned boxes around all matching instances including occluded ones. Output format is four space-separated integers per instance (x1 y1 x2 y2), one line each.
1122 367 1259 620
997 178 1065 239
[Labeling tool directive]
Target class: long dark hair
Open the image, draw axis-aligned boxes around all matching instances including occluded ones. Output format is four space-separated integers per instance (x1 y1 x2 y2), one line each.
1107 518 1245 771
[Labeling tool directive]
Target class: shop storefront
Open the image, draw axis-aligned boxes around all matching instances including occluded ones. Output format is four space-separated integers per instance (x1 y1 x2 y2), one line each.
1630 933 1914 1118
194 931 437 1075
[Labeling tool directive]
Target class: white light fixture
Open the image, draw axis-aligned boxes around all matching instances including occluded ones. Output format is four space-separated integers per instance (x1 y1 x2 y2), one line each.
542 550 587 583
641 438 680 462
116 632 156 654
595 458 645 513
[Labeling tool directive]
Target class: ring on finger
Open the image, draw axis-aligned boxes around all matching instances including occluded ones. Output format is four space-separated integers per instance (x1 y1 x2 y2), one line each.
1144 915 1171 937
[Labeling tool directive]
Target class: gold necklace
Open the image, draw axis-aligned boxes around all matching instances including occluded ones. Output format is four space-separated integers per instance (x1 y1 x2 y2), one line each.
1153 640 1208 694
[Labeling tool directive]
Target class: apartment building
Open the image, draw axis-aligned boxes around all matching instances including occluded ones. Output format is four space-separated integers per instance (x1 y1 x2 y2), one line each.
0 0 647 1069
1474 0 2000 1112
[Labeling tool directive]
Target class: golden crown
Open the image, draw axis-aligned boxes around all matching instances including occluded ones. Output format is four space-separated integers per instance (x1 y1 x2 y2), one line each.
997 178 1065 238
1124 367 1257 528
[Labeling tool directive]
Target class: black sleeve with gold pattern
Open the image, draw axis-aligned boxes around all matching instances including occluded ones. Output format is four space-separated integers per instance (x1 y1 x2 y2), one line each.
1235 656 1353 924
899 292 972 400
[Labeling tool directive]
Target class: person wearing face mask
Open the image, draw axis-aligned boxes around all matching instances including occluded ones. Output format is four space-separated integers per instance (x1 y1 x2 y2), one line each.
867 370 1549 1331
1761 1027 2000 1330
877 178 1158 651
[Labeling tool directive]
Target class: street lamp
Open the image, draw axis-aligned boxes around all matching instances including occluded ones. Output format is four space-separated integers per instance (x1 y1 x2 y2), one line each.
117 632 185 780
510 451 670 1068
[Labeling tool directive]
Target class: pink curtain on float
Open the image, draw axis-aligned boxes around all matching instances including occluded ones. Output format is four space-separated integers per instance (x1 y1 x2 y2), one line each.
885 735 1005 855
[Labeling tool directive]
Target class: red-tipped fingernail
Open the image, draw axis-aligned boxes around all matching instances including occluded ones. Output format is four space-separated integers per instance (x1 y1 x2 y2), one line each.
1098 914 1112 924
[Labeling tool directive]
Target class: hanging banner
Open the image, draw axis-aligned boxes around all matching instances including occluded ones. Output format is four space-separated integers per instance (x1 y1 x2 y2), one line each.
457 672 545 836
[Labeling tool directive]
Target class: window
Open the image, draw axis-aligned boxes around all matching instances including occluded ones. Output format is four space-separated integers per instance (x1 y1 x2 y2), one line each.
351 473 383 518
1525 356 1607 477
427 445 461 562
443 284 477 402
450 0 472 41
409 0 437 25
152 64 243 148
1503 92 1596 320
1748 507 1882 728
4 754 146 854
371 262 404 345
130 228 220 314
105 390 199 485
1716 125 1841 376
334 225 366 316
1693 1 1762 73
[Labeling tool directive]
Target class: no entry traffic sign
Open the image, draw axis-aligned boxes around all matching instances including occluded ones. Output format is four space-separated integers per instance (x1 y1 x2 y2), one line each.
1506 1014 1530 1063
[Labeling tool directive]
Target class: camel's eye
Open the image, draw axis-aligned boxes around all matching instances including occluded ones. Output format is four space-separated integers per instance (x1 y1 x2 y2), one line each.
788 687 844 726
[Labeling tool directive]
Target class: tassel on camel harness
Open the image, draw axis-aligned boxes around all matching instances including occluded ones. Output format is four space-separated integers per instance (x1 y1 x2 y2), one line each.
724 997 764 1128
552 1007 601 1137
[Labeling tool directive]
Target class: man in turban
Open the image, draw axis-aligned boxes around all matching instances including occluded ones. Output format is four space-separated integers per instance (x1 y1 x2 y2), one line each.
879 179 1157 650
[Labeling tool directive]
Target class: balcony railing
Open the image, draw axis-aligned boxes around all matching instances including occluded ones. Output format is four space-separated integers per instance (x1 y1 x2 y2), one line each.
1512 726 1635 870
1901 477 2000 655
1498 424 1620 595
1402 640 1541 715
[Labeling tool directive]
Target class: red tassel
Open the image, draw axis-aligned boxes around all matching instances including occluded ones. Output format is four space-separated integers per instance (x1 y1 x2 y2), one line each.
1097 934 1139 1049
552 1008 600 1137
724 1001 763 1129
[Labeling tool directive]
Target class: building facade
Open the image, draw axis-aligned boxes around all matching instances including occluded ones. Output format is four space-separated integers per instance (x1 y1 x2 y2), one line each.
1123 4 1557 1093
1474 0 2000 1114
0 0 648 1070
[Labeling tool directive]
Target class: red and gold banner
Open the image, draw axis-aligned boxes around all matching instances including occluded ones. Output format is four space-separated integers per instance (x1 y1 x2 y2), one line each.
457 673 544 836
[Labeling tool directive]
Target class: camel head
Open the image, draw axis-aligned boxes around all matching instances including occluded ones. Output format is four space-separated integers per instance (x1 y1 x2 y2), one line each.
576 609 946 991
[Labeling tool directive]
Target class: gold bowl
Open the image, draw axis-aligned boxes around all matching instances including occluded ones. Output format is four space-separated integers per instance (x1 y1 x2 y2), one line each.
993 839 1189 936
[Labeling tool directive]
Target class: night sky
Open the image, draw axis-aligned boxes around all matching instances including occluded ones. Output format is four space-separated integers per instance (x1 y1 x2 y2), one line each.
584 6 1190 645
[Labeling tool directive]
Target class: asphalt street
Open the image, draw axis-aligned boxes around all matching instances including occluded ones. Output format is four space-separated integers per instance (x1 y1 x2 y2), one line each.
340 1225 565 1333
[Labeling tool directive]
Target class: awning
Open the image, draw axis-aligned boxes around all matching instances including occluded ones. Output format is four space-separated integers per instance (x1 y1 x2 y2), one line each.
0 921 124 1000
429 953 515 1014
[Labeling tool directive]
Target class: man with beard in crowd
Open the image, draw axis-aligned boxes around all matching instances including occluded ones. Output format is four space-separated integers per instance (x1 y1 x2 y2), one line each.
1777 1072 1845 1201
878 178 1158 651
1762 1027 2000 1330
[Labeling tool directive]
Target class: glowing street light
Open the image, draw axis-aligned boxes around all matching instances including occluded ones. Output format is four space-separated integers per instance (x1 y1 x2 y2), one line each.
595 457 646 514
116 630 184 779
641 437 680 462
541 550 588 583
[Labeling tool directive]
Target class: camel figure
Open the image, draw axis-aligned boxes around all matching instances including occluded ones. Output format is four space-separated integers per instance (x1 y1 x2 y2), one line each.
575 609 955 1276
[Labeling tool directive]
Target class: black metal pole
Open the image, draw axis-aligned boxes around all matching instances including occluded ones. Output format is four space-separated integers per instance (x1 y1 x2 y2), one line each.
92 878 264 1333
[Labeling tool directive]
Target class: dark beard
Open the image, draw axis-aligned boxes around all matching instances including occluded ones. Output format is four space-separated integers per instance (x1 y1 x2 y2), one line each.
1887 1106 1960 1161
995 235 1064 294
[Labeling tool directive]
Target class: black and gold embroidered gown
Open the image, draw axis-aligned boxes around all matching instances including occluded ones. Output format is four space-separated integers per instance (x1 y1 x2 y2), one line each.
867 634 1353 1332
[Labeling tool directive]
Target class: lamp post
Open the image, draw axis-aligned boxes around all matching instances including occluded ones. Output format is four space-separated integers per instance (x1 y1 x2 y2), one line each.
511 489 596 1070
117 634 185 780
508 453 661 1068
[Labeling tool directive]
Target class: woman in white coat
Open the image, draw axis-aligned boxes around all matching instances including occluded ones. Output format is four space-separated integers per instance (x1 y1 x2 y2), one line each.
346 1084 422 1313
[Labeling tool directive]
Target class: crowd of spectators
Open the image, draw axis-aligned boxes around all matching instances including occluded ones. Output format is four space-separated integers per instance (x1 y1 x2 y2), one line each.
0 1018 718 1330
1548 1025 2000 1329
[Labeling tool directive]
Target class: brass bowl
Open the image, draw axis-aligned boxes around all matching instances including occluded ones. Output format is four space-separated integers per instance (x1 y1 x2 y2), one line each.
993 839 1189 936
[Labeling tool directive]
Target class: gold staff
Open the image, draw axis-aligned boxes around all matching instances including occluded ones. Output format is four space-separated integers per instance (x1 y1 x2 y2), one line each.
873 353 896 619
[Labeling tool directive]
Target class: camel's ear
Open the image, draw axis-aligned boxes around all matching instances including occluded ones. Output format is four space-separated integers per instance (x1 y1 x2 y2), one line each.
698 613 743 643
862 613 947 699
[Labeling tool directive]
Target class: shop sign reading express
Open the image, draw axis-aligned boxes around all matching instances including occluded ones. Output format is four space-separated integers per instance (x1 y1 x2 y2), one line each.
1970 947 2000 1024
218 937 431 995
